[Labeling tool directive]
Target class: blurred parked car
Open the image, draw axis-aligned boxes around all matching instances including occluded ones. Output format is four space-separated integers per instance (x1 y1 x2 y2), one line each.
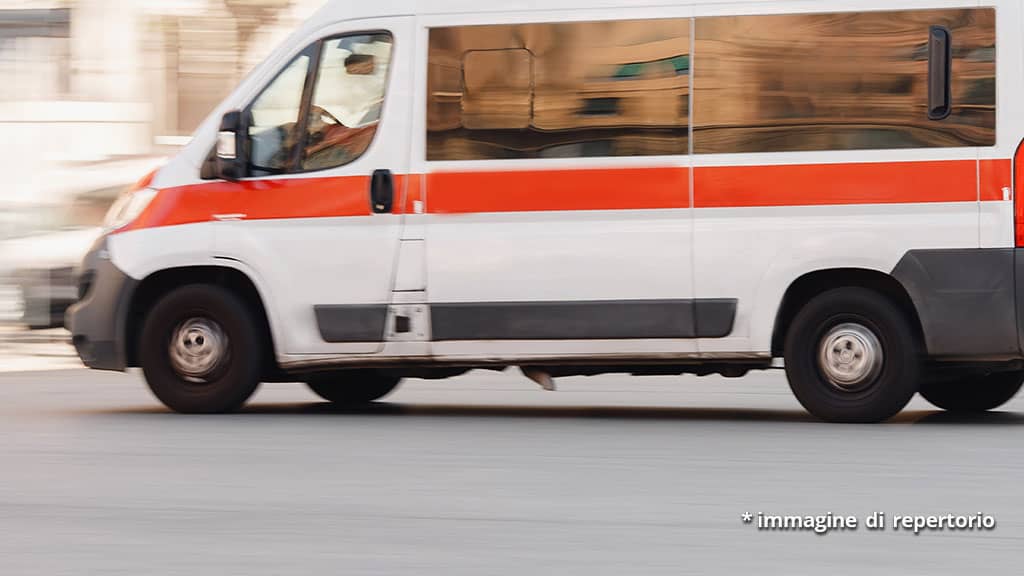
0 189 120 329
0 156 165 329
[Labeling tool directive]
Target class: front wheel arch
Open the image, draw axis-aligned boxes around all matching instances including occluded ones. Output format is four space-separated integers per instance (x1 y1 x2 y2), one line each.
126 266 278 377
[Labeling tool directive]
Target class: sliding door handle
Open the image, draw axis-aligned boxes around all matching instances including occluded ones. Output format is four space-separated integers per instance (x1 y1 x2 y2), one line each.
928 25 952 121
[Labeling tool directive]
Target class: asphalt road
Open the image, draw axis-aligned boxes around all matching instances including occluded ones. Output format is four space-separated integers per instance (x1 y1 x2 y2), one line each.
1 368 1023 575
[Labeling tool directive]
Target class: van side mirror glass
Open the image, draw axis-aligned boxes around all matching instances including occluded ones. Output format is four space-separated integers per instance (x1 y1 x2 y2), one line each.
216 110 248 181
217 130 236 159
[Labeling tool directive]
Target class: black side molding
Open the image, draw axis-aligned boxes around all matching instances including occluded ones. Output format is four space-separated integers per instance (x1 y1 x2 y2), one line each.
431 299 737 342
315 305 389 343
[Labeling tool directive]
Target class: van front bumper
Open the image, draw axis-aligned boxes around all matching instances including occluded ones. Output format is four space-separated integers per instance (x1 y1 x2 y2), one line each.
65 237 137 372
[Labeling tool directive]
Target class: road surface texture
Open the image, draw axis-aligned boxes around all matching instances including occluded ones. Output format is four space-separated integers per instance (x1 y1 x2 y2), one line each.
1 368 1022 575
0 326 79 373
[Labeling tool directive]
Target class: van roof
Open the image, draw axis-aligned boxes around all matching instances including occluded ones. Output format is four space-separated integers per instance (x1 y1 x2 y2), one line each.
311 0 785 22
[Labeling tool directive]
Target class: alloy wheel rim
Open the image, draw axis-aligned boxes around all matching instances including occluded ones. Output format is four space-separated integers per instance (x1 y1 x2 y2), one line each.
818 322 884 392
168 317 229 383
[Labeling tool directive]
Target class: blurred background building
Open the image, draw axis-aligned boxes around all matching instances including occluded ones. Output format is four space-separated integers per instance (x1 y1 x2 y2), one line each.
0 0 324 329
0 0 324 207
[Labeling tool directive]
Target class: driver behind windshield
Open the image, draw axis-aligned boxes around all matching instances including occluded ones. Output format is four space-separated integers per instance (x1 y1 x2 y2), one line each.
248 40 389 175
301 53 383 171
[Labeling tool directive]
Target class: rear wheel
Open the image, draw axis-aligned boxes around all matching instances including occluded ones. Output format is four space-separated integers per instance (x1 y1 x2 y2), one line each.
306 371 401 406
140 284 262 414
920 372 1024 413
784 287 921 423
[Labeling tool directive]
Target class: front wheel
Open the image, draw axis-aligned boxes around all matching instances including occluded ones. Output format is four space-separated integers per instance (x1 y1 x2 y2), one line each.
140 284 262 414
306 371 401 406
920 372 1024 413
784 288 921 423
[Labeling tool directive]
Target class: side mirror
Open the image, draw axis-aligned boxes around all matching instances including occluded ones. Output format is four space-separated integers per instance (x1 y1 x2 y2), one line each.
216 110 248 181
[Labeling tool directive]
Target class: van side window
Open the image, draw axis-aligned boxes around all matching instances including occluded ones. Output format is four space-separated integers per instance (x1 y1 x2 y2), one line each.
693 8 996 154
427 19 691 161
248 47 314 174
302 33 393 171
462 49 533 130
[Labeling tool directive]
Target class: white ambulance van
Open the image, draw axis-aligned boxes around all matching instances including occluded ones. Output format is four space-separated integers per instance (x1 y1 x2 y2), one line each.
67 0 1024 422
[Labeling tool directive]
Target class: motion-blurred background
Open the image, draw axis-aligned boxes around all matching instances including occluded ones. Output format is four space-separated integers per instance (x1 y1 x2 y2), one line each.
0 1 324 360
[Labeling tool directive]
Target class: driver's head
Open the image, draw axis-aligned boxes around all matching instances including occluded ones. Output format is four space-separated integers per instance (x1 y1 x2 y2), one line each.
345 53 375 76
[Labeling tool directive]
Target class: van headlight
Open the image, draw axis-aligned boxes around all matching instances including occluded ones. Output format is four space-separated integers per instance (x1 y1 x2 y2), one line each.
104 188 157 231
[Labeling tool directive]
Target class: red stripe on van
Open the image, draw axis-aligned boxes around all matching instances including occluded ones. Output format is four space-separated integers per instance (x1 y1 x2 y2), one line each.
426 167 691 214
120 159 999 233
402 173 424 215
694 160 979 208
125 175 377 232
980 159 1012 202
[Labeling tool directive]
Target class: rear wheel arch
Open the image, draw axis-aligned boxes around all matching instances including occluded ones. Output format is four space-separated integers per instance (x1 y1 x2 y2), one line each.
771 268 924 357
784 286 922 422
125 266 278 376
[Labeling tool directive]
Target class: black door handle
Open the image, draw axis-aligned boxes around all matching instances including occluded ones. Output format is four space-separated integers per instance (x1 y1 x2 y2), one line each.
927 26 952 121
371 169 394 214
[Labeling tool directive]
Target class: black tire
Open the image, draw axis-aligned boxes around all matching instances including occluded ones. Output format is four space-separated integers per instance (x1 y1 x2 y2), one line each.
306 371 401 406
920 372 1024 413
140 284 262 414
784 287 921 423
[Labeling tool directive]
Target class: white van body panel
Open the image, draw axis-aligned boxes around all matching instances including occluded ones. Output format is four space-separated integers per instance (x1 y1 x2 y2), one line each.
696 201 980 354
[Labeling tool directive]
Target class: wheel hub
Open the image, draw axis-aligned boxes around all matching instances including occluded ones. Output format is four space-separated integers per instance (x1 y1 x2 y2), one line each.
818 323 883 392
169 317 229 383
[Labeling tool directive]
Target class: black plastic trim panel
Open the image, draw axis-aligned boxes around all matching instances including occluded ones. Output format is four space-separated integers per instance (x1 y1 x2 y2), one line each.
430 299 737 342
315 305 390 343
66 236 138 371
892 249 1019 359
